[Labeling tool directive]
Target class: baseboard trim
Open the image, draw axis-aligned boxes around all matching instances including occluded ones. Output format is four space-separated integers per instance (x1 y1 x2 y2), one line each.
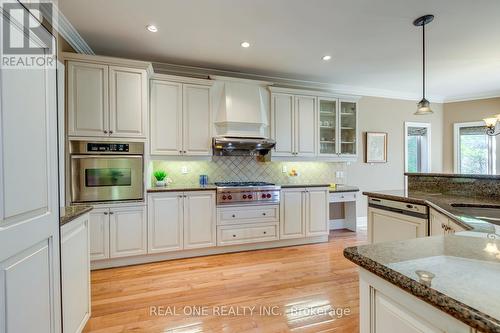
91 235 329 270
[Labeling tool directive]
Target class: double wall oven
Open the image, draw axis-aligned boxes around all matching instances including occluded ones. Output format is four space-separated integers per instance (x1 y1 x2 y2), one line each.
70 141 144 203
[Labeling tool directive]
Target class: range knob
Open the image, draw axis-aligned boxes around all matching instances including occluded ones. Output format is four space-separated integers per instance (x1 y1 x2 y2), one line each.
248 194 253 199
228 195 232 200
262 193 267 198
266 193 272 198
242 194 247 199
222 195 227 200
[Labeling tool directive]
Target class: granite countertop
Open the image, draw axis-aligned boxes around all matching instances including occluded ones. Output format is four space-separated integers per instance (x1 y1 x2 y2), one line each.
363 190 500 234
344 235 500 332
60 205 93 226
147 185 217 192
405 172 500 180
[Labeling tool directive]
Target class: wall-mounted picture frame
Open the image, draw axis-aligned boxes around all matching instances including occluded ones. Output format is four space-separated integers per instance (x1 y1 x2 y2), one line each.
365 132 388 163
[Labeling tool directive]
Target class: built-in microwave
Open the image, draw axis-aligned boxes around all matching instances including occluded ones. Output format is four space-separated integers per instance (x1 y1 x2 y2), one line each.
70 141 144 203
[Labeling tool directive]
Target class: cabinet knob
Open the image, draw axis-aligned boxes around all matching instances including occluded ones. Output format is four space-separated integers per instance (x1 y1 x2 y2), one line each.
232 214 236 218
263 231 267 234
109 211 114 215
232 234 236 237
109 130 113 134
103 130 108 134
179 150 183 154
441 223 446 229
103 212 108 215
262 213 266 216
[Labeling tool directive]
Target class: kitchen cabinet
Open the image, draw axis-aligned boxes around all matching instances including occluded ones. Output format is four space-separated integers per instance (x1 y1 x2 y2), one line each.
89 207 110 261
147 191 216 254
360 269 473 333
271 93 317 157
280 187 329 239
65 54 150 139
270 87 359 160
109 205 147 258
430 208 467 236
89 204 146 261
61 214 90 333
150 76 212 156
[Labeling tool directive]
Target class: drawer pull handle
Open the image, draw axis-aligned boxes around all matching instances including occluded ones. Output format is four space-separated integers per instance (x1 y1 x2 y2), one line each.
232 234 236 237
262 213 266 216
263 231 267 234
232 214 236 218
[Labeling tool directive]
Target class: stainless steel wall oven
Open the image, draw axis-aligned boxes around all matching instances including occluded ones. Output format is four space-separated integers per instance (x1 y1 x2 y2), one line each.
70 141 144 203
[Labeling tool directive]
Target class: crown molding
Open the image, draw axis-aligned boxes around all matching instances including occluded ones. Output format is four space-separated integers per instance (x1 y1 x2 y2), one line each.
41 2 94 55
442 91 500 103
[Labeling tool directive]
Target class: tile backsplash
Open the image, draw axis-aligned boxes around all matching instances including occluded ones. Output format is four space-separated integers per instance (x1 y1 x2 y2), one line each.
150 156 347 186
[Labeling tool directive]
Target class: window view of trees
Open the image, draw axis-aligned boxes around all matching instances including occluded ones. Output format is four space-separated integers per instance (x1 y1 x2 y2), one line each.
459 130 489 174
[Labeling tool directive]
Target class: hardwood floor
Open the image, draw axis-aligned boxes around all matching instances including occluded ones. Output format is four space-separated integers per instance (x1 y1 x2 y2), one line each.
83 229 367 333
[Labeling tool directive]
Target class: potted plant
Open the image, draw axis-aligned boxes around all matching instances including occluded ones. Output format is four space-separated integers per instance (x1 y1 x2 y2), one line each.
153 170 168 187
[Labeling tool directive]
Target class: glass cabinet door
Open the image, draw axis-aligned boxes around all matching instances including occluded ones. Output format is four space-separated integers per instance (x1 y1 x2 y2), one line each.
318 99 337 155
339 101 357 155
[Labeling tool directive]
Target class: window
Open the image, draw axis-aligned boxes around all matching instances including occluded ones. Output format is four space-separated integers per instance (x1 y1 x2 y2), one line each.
454 122 496 175
405 122 431 173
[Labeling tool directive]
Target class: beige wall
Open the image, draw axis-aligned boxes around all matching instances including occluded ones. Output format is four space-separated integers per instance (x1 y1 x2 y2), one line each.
442 97 500 173
346 96 444 217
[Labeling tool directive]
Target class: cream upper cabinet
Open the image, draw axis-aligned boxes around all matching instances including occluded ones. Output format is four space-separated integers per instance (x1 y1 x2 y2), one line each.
67 61 109 137
272 93 295 156
150 77 212 156
183 84 212 155
109 205 147 258
280 188 306 239
183 191 216 249
148 192 184 253
295 95 317 157
65 54 150 139
109 66 147 138
305 188 329 236
318 98 338 156
150 80 183 155
339 100 358 156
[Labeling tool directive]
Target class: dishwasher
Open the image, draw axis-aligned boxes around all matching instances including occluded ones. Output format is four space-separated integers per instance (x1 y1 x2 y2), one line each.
367 197 429 244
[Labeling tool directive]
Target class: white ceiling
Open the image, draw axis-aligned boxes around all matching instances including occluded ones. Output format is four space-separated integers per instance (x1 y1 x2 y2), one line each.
59 0 500 102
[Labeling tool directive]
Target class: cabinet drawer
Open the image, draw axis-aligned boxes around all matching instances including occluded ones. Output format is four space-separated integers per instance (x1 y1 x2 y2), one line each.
217 223 278 246
329 192 357 203
217 205 279 225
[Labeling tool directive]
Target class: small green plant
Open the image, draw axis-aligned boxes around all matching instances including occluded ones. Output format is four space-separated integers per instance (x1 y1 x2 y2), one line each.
153 170 167 181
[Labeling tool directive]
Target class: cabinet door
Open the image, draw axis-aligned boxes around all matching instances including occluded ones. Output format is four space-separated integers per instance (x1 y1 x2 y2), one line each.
150 80 183 155
429 209 447 236
109 66 147 138
272 93 295 156
318 98 338 156
61 215 90 333
368 207 427 244
147 193 184 253
305 188 329 236
295 95 317 157
67 61 109 137
184 191 217 249
183 84 212 156
280 189 306 239
339 100 357 156
88 208 110 260
109 206 147 258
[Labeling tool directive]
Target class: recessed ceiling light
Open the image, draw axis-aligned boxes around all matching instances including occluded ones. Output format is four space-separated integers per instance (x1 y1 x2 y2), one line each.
146 25 158 32
241 41 251 48
322 55 332 61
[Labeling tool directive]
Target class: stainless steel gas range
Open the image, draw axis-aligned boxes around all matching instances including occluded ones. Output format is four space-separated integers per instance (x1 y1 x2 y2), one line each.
214 182 280 206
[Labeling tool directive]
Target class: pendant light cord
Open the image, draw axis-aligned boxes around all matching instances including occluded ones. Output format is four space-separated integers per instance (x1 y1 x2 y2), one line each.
422 22 426 100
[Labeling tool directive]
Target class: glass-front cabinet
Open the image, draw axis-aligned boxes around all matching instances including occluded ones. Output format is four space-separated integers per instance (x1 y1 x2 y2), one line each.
318 98 358 158
339 100 357 156
319 98 337 155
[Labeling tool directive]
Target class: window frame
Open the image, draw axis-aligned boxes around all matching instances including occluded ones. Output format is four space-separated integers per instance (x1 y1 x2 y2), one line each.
404 122 432 173
453 121 496 175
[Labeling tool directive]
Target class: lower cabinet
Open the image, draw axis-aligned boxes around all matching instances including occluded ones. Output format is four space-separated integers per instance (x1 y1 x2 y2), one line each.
147 191 216 254
280 187 329 239
430 208 467 236
61 214 91 333
360 269 474 333
89 204 147 261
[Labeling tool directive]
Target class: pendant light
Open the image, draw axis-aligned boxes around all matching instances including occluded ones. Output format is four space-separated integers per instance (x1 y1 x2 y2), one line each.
414 14 434 115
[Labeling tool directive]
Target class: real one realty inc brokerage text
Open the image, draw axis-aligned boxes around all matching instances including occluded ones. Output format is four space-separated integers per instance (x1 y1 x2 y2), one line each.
150 305 352 318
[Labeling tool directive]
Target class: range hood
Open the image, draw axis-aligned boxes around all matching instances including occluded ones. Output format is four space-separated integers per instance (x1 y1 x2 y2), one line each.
212 137 276 156
211 76 271 138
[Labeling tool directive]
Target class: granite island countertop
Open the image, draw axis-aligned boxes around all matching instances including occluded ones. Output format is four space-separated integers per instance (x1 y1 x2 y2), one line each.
344 235 500 333
60 205 93 226
363 190 500 234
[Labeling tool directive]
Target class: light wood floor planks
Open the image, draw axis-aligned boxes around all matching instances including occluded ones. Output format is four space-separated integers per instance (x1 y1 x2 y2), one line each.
83 229 367 333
